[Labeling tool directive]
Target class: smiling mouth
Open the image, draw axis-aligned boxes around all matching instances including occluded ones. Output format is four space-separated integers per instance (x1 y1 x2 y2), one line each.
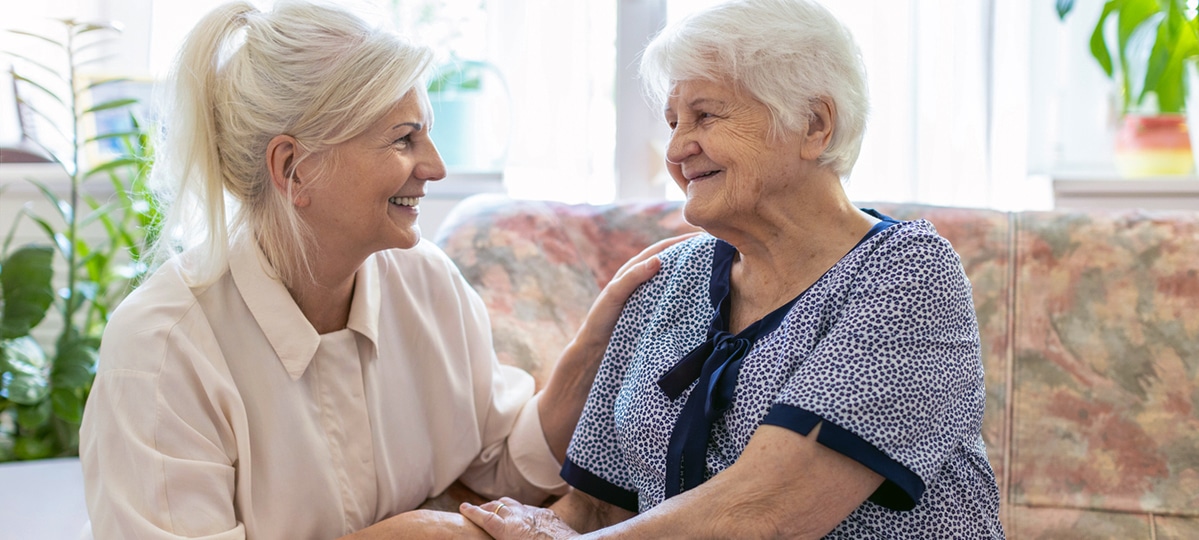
689 170 722 181
389 196 420 207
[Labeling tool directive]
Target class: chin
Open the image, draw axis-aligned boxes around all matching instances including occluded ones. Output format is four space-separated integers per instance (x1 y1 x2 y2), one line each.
396 235 421 250
386 227 422 251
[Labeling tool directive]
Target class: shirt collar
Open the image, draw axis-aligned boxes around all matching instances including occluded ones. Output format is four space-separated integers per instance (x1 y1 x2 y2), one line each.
346 255 380 355
228 236 381 380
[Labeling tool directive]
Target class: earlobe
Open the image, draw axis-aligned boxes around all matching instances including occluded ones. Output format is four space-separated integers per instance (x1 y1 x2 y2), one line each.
266 134 308 207
801 98 836 161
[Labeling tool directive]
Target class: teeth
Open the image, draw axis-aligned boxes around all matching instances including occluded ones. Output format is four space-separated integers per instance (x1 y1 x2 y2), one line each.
389 196 420 207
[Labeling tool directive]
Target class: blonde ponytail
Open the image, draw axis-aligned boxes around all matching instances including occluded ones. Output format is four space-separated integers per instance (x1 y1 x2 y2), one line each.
148 0 433 288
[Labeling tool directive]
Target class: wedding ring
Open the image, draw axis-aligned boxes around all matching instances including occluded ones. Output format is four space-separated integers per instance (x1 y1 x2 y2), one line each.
494 502 506 515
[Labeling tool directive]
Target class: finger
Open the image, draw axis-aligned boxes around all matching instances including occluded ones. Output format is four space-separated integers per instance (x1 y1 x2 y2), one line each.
459 502 505 535
611 232 701 279
601 256 661 300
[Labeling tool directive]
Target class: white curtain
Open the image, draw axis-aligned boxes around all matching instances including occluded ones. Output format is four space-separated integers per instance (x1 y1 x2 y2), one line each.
658 0 1048 210
7 0 1056 211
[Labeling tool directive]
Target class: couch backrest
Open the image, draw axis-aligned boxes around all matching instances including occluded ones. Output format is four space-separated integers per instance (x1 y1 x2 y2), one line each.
435 194 1199 537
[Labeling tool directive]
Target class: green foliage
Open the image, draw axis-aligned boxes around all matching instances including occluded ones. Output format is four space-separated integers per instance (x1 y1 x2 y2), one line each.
1058 0 1199 114
427 58 490 93
0 19 156 461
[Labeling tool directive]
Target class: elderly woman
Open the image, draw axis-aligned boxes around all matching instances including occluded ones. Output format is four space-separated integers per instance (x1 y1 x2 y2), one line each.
78 1 684 538
461 0 1003 538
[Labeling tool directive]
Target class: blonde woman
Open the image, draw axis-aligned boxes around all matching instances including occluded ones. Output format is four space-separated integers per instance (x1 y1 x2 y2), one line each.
78 1 680 538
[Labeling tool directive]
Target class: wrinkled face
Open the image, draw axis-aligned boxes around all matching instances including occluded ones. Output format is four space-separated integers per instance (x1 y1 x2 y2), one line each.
663 79 806 233
298 88 445 259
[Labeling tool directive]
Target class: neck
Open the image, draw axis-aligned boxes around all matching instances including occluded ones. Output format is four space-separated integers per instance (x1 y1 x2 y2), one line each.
723 180 876 333
285 248 365 335
290 276 356 335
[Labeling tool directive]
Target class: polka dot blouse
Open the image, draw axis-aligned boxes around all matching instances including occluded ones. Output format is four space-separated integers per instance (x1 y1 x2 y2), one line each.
562 211 1004 538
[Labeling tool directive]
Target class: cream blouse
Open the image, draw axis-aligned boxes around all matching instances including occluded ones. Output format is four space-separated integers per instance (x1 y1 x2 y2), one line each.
79 237 565 539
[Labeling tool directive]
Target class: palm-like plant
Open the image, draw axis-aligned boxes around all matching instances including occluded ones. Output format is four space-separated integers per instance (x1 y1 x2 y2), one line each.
0 18 156 460
1058 0 1199 114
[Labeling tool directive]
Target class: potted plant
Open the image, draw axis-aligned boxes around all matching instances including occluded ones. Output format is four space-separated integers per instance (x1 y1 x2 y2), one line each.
1 18 156 462
1058 0 1199 177
426 57 510 172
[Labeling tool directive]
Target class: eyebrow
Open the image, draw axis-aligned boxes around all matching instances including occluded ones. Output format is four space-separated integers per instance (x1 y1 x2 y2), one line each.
664 97 726 113
388 122 423 132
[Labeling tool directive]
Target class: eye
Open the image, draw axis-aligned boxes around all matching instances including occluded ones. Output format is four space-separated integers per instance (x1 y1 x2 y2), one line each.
392 134 412 149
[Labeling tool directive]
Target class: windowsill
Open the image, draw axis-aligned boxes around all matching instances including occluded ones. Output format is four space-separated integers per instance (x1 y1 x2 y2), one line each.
0 163 506 198
429 169 504 199
1052 173 1199 210
0 162 75 193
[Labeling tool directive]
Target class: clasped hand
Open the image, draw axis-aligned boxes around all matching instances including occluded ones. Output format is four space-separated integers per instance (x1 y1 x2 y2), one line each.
461 498 580 540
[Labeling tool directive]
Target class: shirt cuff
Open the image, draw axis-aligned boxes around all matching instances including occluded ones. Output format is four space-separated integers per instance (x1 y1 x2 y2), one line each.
762 404 925 511
508 392 569 494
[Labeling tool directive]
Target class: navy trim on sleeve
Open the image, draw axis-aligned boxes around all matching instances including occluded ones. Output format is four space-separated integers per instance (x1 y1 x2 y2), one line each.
761 404 925 511
561 458 640 513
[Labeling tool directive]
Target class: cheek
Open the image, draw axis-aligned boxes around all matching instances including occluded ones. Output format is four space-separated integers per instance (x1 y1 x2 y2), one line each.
666 163 686 184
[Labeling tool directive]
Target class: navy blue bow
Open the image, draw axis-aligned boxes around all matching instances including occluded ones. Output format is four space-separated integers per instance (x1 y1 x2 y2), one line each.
658 327 751 497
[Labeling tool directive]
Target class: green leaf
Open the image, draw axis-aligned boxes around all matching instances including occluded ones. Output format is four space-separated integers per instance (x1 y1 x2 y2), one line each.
1057 0 1075 20
10 72 67 108
0 431 13 462
75 39 123 58
4 51 67 84
428 60 491 93
81 77 132 93
5 29 65 50
17 207 56 243
0 246 55 339
84 157 140 179
85 130 141 145
74 22 123 36
53 233 72 260
1 336 50 405
1127 12 1166 106
81 97 138 116
76 54 119 69
79 199 122 229
15 401 51 431
27 178 67 221
1115 0 1160 77
15 99 72 144
51 387 84 424
71 281 100 303
13 433 56 460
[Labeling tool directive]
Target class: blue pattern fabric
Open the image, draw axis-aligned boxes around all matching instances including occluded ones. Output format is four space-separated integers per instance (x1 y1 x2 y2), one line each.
561 213 1003 538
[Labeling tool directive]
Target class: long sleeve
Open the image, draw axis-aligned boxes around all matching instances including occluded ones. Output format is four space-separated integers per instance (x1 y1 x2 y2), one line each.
445 256 567 503
80 272 246 539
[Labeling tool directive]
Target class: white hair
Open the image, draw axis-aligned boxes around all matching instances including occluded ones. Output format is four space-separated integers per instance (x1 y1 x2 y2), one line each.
640 0 869 178
148 0 433 288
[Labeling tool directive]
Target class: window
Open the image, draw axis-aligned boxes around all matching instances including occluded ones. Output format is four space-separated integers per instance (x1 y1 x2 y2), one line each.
3 0 1117 211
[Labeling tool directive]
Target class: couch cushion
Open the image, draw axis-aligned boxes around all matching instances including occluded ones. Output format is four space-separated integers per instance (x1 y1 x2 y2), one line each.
1009 210 1199 516
434 195 695 386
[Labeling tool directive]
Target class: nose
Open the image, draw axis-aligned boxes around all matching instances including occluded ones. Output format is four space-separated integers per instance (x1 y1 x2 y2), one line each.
665 126 700 165
418 143 447 182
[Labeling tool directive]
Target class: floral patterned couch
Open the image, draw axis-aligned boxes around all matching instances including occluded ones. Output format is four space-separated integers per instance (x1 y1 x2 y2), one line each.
433 194 1199 538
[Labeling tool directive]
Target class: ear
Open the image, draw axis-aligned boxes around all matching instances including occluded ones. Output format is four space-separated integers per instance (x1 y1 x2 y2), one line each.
800 97 836 161
266 134 311 208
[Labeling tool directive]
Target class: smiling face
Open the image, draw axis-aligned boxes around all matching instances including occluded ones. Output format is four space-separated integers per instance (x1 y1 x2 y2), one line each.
296 88 446 262
664 79 810 236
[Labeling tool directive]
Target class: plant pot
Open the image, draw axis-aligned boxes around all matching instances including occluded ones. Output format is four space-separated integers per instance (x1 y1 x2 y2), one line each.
1113 113 1194 178
427 60 509 172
